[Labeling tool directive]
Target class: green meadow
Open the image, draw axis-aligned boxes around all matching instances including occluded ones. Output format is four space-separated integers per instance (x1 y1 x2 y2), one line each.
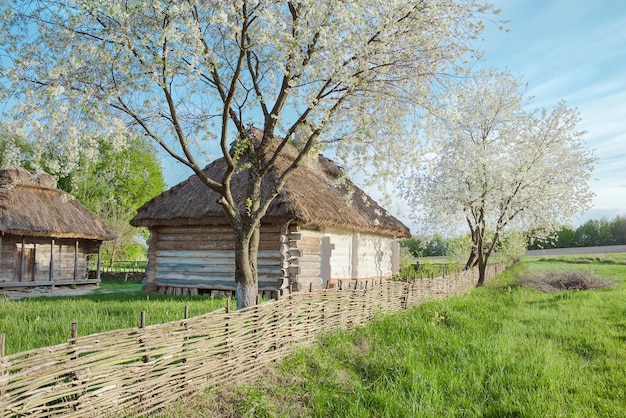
160 253 626 417
0 281 229 355
2 254 625 416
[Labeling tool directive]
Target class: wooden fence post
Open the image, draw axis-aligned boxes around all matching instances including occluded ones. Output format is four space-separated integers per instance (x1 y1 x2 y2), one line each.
403 278 410 310
71 322 78 361
182 305 189 366
140 311 150 363
0 333 4 400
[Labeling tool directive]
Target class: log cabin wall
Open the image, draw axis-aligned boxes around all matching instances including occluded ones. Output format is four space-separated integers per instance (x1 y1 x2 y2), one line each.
0 235 98 286
285 225 322 291
147 225 289 295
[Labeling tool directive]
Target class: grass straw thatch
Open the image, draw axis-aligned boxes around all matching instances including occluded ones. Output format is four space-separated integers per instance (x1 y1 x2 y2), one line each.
132 127 409 238
0 166 115 240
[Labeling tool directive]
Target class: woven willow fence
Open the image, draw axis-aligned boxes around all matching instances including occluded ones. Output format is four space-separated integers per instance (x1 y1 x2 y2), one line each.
0 264 501 417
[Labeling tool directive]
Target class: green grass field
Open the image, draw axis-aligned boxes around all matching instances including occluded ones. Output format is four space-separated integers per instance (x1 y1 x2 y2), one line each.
0 280 230 355
159 253 626 417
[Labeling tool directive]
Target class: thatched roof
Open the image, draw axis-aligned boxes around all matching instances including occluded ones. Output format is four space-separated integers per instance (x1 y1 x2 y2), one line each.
132 128 410 238
0 166 116 241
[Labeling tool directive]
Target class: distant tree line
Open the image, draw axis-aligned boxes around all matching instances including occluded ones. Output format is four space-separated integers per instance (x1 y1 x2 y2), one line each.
527 216 626 249
402 215 626 258
400 234 450 257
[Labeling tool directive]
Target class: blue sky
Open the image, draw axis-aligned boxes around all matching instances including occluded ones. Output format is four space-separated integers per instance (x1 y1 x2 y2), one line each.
479 0 626 223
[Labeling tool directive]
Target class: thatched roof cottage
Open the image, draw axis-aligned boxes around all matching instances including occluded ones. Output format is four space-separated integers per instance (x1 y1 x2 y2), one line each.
131 128 410 297
0 166 115 292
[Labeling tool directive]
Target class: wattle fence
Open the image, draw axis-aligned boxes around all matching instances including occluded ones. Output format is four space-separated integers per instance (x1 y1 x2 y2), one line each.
0 264 502 417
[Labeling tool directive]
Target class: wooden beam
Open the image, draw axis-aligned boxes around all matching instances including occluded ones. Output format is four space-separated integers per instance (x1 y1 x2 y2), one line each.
96 244 102 282
74 240 78 281
0 279 99 288
50 238 55 281
33 243 37 281
19 237 25 282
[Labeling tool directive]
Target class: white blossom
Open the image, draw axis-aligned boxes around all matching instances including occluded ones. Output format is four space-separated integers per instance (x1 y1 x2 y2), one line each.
402 68 596 283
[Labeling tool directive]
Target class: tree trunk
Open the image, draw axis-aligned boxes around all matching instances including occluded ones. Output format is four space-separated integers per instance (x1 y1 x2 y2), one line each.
464 250 477 270
476 259 487 287
233 226 259 309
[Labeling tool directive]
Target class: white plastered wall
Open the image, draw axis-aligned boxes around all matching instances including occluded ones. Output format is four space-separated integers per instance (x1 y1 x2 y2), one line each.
320 227 397 283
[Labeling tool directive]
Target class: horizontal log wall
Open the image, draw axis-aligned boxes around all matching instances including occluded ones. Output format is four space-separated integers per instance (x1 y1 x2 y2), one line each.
286 226 322 291
0 264 503 417
149 226 287 294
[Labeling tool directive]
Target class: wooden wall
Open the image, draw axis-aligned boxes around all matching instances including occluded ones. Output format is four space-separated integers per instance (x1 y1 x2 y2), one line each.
143 224 399 296
285 225 322 291
146 225 289 295
0 235 99 286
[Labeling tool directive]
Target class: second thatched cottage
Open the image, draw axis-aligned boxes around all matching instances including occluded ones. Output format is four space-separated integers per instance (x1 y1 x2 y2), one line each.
0 166 115 294
131 129 410 297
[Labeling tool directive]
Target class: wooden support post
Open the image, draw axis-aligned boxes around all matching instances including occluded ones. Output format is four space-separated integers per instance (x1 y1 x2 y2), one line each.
309 282 313 293
19 237 25 282
184 305 189 320
0 235 2 271
96 244 102 282
256 294 260 305
49 238 55 281
33 243 37 280
225 298 230 313
140 311 146 329
73 240 79 281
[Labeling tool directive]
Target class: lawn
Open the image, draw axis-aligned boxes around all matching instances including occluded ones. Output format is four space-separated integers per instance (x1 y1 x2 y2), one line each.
159 253 626 417
0 280 230 355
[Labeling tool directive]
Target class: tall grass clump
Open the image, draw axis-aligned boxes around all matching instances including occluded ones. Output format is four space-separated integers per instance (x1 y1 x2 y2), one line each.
161 256 626 417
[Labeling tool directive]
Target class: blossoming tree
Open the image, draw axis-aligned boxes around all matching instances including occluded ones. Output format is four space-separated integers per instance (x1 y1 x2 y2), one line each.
402 69 596 285
1 0 496 307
